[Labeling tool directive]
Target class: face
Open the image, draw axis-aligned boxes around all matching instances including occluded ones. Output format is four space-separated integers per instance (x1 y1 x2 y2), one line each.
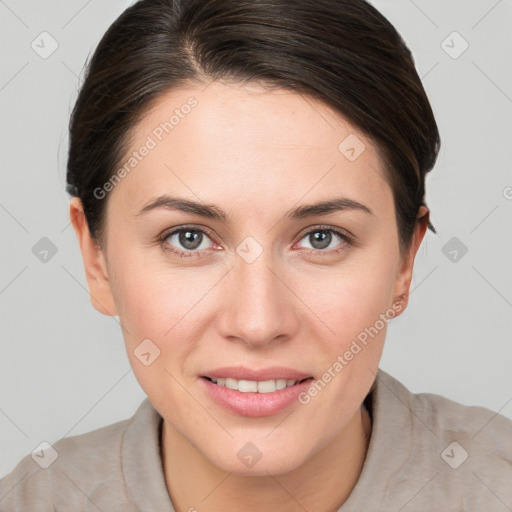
71 80 425 476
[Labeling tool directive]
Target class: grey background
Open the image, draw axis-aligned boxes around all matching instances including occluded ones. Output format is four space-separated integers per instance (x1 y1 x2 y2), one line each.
1 0 511 479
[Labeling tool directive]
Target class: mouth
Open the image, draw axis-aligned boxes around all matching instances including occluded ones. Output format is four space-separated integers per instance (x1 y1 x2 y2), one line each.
199 366 315 416
200 375 315 417
201 376 313 394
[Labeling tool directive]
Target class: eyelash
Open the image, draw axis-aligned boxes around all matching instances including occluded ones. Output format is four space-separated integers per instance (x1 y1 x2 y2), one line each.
156 224 354 259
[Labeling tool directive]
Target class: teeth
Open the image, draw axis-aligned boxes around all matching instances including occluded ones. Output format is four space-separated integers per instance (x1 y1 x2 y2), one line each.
239 380 258 392
209 377 300 393
225 378 238 390
258 380 278 393
275 379 287 390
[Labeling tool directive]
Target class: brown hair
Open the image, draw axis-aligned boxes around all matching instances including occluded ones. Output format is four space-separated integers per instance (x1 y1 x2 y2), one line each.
66 0 440 252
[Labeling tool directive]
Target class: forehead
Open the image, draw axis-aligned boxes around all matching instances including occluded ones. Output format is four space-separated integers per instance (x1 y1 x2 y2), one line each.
108 80 391 220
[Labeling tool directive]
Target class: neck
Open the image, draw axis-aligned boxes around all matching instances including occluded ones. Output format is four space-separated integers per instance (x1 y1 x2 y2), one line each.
161 404 372 512
162 406 371 512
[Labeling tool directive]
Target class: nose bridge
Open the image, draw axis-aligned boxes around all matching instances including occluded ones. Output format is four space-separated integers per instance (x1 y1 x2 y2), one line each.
218 237 297 346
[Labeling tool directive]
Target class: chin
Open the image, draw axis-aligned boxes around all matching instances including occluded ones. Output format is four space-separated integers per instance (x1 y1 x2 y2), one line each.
205 440 310 477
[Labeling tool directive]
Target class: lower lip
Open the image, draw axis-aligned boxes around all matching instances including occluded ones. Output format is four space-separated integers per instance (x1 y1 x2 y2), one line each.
200 377 314 417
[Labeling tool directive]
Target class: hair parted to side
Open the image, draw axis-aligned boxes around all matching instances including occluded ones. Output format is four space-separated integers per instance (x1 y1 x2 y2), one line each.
66 0 440 253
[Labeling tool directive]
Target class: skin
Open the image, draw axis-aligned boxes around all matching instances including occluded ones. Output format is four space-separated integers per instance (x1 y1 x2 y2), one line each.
70 80 428 512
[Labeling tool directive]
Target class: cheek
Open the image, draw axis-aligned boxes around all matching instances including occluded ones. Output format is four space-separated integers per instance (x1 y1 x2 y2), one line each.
297 255 398 350
108 239 186 328
109 251 221 366
110 261 200 401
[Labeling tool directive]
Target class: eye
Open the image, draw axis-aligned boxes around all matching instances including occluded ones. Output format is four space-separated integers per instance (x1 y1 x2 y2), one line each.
158 224 354 259
159 226 217 258
295 226 353 255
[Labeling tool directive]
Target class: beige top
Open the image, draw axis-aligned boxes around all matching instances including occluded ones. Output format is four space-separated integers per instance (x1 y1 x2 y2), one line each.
1 369 511 511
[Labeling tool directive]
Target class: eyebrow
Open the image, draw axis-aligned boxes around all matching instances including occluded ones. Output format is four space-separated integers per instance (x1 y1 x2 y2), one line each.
134 194 373 221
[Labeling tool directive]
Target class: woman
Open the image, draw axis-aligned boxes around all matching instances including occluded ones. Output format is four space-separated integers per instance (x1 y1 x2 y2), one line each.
1 0 511 510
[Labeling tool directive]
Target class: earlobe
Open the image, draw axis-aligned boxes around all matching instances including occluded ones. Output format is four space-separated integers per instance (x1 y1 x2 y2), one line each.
69 197 118 316
392 206 430 312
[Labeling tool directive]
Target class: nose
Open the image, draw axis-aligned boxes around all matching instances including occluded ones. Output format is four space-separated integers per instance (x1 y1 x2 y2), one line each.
216 246 300 349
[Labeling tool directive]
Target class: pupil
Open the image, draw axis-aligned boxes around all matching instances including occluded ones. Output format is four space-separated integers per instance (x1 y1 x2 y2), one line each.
179 230 202 250
311 230 331 249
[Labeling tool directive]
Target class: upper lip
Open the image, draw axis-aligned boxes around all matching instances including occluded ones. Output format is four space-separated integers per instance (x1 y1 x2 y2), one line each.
202 366 312 381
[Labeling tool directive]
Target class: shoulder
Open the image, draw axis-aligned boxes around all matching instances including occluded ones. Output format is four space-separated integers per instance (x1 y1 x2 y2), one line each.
380 368 512 441
0 399 154 511
385 369 512 460
346 370 512 511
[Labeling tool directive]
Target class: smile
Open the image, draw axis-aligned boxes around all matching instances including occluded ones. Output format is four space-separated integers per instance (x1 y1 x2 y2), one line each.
201 375 315 417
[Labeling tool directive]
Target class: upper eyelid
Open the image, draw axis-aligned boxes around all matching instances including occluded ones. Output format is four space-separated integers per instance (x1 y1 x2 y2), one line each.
161 224 216 240
296 224 352 241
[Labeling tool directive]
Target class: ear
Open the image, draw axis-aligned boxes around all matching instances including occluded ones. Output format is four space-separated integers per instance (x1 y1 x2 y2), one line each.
392 206 429 313
69 197 118 316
